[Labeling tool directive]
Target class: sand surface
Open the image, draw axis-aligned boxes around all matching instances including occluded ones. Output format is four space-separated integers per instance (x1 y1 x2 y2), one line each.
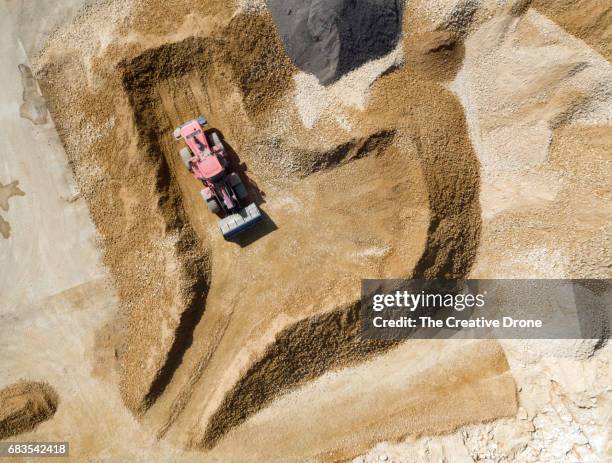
1 0 609 462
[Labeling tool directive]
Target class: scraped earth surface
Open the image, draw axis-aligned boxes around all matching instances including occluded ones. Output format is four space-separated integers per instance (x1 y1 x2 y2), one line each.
1 0 610 462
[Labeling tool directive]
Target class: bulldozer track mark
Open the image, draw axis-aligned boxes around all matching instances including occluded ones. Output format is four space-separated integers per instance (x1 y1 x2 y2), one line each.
154 304 236 439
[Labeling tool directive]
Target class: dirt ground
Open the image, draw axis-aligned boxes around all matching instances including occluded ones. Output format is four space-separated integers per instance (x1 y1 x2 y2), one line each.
1 0 610 462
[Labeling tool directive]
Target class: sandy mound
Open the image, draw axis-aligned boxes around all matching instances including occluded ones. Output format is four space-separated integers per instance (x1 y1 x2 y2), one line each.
403 30 464 82
0 381 58 439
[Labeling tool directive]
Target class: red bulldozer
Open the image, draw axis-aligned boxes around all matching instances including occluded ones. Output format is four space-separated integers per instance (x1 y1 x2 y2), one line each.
173 115 262 239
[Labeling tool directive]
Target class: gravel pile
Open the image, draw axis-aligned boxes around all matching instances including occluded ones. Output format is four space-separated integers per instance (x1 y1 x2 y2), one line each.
266 0 404 84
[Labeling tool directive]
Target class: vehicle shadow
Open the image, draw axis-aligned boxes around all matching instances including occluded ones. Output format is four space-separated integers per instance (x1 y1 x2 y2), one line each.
232 209 278 248
206 128 278 246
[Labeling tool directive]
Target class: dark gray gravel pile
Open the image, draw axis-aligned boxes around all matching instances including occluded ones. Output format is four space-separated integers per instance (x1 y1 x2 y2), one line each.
266 0 404 84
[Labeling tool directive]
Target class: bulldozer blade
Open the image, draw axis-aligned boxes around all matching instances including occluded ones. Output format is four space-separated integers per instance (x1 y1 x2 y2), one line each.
218 202 262 240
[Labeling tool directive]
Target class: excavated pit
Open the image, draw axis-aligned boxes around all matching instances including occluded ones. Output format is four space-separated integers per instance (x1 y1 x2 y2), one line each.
35 5 513 461
116 17 481 447
117 32 425 442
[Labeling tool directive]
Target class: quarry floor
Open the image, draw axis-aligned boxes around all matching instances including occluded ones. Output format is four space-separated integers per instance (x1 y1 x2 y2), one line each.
0 1 610 462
